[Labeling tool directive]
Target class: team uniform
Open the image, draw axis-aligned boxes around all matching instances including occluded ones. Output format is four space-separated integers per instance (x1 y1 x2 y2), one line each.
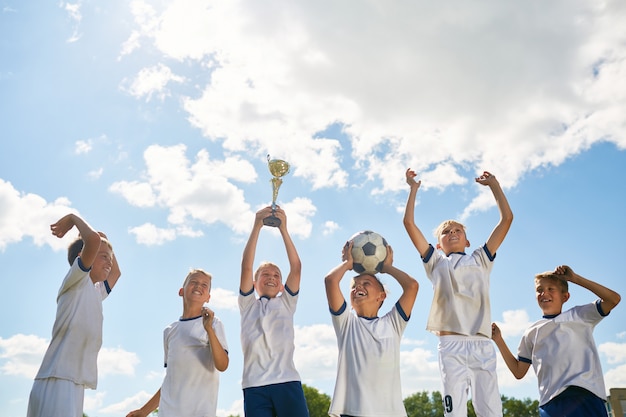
158 315 228 417
517 300 610 417
422 243 502 417
239 285 309 417
27 257 111 417
328 300 410 417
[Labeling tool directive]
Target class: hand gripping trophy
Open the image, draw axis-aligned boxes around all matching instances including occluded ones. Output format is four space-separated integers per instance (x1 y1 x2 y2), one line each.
263 154 290 227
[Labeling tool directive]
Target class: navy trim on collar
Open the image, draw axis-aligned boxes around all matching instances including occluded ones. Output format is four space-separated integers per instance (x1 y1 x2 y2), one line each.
543 313 560 319
180 315 202 322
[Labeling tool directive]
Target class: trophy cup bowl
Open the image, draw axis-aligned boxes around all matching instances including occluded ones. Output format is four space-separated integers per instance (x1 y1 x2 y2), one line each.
263 155 290 227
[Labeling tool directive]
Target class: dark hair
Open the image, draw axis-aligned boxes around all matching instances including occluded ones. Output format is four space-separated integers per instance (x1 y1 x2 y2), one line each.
67 238 84 266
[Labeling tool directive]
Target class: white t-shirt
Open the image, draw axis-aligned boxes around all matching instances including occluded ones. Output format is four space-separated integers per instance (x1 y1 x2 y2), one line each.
329 301 409 417
239 286 301 389
517 301 609 406
422 244 494 337
159 315 228 417
35 258 109 389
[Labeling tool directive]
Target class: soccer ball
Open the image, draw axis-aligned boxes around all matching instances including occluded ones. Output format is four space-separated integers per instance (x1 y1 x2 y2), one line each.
349 230 388 275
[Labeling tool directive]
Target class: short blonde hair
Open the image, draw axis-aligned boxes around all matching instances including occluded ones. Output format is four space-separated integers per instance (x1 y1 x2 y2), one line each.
183 269 213 288
433 220 466 242
534 271 568 293
254 262 282 282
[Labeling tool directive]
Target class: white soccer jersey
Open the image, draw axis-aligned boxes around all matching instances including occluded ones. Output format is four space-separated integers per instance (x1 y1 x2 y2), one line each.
239 286 301 389
34 258 109 389
159 315 228 417
423 244 494 337
518 301 609 406
328 301 409 417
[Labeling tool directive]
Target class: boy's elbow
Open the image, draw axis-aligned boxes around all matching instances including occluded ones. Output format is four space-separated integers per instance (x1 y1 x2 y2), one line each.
610 292 621 308
216 356 229 372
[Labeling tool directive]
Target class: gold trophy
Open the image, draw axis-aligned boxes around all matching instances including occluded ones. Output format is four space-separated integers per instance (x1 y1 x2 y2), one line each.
263 154 290 227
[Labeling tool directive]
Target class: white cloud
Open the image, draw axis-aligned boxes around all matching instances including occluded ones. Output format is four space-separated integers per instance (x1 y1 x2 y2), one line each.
98 390 152 415
75 139 93 154
61 2 82 43
98 347 140 377
599 341 626 365
604 363 626 391
0 335 138 380
83 391 106 414
119 0 626 211
208 287 239 311
494 309 533 338
0 334 48 378
128 223 177 245
322 220 339 236
122 63 186 102
111 144 278 241
0 179 77 252
217 398 244 417
294 324 338 383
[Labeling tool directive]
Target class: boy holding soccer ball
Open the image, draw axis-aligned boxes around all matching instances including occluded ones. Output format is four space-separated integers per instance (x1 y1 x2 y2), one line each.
239 206 309 417
324 241 419 417
403 168 513 417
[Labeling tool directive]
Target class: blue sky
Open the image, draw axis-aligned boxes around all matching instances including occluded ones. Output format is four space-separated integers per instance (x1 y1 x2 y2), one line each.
2 1 626 416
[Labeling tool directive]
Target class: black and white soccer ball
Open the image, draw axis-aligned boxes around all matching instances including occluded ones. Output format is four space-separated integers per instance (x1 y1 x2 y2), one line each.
349 230 388 275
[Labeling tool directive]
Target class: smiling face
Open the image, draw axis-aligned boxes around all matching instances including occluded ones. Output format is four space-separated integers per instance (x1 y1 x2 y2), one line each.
180 271 212 305
254 263 284 298
436 221 470 255
535 276 569 316
350 274 386 315
89 241 113 283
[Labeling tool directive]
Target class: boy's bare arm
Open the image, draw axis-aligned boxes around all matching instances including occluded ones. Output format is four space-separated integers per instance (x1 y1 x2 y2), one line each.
51 213 101 268
203 308 229 372
324 242 351 312
126 388 161 417
403 168 431 257
381 245 418 315
478 172 514 255
240 208 270 294
556 265 621 314
491 323 531 379
276 207 302 293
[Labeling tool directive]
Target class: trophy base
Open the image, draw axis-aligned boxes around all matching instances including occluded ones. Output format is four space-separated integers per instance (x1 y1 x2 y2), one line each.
263 215 281 227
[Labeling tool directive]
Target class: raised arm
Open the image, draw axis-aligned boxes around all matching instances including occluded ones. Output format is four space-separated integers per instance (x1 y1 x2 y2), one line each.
555 265 621 315
51 213 101 268
381 245 419 315
477 171 514 255
324 241 352 312
240 208 271 294
403 169 431 257
275 207 302 293
491 323 531 379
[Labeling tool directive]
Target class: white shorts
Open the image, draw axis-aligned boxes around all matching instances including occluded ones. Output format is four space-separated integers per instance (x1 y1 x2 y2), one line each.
438 335 502 417
27 378 85 417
